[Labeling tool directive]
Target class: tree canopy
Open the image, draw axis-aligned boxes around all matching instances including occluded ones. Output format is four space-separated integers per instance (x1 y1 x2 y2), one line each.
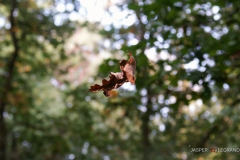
1 0 240 160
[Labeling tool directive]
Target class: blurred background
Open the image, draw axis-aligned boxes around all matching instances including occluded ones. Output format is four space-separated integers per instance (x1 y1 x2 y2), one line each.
1 0 240 159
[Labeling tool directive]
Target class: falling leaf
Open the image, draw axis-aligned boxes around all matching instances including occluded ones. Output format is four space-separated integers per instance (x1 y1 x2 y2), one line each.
123 53 136 84
88 52 136 97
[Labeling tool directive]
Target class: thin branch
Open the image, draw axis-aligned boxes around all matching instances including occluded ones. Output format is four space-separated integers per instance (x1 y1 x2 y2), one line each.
197 99 240 148
132 0 146 41
197 123 219 148
231 99 240 107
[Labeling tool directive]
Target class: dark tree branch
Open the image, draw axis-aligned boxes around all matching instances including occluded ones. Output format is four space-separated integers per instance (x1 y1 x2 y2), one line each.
197 123 219 148
231 99 240 107
197 99 240 148
0 0 19 159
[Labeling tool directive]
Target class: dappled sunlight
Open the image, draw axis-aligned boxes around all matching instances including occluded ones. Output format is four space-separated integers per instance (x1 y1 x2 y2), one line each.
1 0 240 159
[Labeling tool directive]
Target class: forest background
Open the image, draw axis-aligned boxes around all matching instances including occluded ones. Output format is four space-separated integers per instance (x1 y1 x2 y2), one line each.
1 0 240 160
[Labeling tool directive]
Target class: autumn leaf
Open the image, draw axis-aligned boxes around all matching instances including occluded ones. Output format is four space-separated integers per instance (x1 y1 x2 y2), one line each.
88 52 136 97
123 52 136 84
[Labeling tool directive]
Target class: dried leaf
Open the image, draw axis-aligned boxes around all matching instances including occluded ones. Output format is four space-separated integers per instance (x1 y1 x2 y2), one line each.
123 53 136 84
88 52 136 97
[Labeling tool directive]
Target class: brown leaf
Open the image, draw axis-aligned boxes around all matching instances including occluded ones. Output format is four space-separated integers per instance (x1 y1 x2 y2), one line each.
88 52 136 97
88 72 127 97
123 52 136 84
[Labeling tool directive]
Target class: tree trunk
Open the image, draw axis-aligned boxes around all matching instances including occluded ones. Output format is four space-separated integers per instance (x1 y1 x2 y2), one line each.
141 94 152 160
0 0 19 159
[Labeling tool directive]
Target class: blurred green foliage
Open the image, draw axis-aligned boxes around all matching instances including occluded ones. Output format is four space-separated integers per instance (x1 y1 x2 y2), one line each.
1 0 240 160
